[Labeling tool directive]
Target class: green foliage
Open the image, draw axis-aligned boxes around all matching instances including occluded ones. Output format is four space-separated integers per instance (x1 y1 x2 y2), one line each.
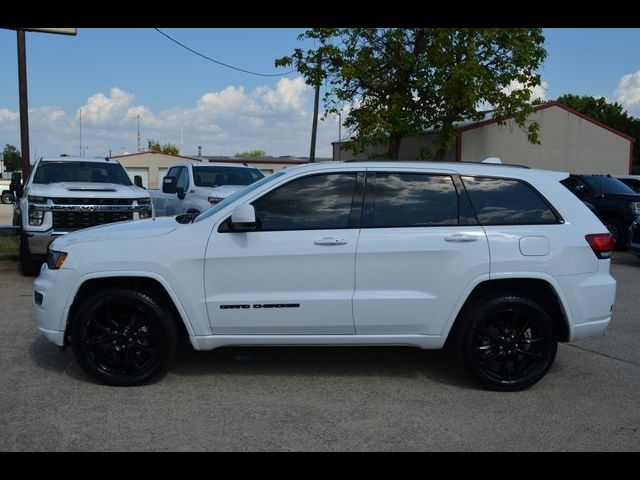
148 139 180 155
2 144 22 171
235 150 266 158
276 28 547 159
556 94 640 173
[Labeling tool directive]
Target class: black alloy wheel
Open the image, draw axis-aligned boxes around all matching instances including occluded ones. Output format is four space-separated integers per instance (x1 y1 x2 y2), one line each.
458 295 557 391
71 288 177 386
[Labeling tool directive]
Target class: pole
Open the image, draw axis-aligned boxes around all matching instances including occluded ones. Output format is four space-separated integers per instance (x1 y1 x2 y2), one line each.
309 82 320 163
79 107 83 157
338 112 341 161
137 114 141 152
17 30 30 178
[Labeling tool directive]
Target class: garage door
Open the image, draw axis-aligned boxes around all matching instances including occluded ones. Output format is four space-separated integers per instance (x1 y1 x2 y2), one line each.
158 168 168 183
126 168 149 188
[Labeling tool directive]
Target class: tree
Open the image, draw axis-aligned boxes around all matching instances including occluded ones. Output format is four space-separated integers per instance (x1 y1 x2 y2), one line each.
2 144 22 171
147 139 180 155
235 150 266 158
556 94 640 172
276 28 547 159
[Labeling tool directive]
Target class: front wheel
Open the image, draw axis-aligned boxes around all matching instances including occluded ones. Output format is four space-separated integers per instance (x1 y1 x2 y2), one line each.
456 294 558 391
1 192 12 204
71 288 178 386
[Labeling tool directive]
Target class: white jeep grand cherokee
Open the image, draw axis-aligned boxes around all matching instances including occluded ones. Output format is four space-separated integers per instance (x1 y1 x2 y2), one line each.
33 161 617 390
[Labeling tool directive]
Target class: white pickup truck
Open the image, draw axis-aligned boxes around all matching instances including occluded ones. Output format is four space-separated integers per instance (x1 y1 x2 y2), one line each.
149 162 264 217
12 156 152 275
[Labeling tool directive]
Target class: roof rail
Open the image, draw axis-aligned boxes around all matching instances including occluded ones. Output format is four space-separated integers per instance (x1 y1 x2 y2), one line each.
343 159 530 168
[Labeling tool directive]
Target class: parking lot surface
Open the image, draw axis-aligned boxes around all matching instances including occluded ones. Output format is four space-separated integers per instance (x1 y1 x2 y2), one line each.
0 253 639 451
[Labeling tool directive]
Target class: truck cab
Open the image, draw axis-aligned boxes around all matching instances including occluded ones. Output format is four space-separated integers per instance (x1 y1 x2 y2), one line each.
150 162 264 217
13 156 152 275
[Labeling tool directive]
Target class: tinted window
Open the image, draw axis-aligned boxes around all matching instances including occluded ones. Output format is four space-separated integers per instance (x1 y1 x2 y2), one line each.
252 173 358 231
365 173 458 227
176 167 189 190
33 161 132 185
583 175 636 195
462 176 558 225
193 166 264 187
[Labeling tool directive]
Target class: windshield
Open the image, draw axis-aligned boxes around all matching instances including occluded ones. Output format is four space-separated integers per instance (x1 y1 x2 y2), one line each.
193 166 264 187
583 175 636 195
194 171 286 223
33 161 132 185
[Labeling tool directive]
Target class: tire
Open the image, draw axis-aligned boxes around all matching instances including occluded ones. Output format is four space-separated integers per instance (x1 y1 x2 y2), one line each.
71 287 178 386
454 294 558 391
19 234 42 276
604 219 627 251
1 192 12 204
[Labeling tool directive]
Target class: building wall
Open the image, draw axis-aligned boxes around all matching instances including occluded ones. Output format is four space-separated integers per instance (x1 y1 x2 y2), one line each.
333 133 455 161
460 105 631 174
115 152 202 189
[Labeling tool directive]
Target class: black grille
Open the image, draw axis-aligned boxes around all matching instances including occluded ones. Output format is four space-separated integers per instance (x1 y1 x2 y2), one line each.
52 198 133 206
53 211 133 231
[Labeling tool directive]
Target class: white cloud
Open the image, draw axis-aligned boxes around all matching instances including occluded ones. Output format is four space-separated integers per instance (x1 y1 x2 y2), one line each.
502 79 548 102
615 71 640 114
0 77 338 159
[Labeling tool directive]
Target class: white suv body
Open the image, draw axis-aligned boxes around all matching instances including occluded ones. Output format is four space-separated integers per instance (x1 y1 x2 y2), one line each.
33 161 616 390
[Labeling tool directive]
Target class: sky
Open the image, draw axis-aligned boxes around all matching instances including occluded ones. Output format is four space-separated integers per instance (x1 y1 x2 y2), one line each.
0 27 639 162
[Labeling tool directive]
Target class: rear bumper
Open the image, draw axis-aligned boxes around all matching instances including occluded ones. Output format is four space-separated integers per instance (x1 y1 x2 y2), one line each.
556 267 616 342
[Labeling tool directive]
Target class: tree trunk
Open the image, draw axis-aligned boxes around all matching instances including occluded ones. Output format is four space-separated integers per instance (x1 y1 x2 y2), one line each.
388 134 402 159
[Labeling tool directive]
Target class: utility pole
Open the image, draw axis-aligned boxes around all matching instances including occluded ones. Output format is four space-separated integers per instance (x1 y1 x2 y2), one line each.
16 30 30 177
137 114 141 152
338 112 342 161
309 82 320 163
79 107 83 157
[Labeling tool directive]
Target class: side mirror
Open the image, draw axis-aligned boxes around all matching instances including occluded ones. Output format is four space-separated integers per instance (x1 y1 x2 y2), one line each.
134 175 145 189
162 176 177 194
10 172 23 198
229 204 256 231
176 186 186 200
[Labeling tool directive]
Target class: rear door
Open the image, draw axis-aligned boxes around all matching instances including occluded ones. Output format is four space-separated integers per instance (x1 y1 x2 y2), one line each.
353 168 490 336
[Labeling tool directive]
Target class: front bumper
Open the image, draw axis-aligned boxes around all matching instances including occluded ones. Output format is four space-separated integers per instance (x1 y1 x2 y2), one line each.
25 231 61 256
33 265 79 347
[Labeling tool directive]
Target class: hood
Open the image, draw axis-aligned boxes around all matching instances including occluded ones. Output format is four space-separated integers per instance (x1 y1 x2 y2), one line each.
51 216 178 250
28 182 149 198
207 185 246 198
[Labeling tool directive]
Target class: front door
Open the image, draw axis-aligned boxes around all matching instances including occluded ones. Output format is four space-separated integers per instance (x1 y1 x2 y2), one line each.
205 170 364 335
353 169 490 336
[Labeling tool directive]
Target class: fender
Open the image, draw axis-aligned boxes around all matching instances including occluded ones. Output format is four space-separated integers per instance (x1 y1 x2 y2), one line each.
60 270 198 338
440 271 576 341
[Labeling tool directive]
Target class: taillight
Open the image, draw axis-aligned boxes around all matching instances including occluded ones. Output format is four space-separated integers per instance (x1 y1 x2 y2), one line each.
585 233 614 259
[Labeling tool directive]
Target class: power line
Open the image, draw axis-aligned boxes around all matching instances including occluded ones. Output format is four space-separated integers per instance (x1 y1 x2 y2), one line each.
154 28 296 77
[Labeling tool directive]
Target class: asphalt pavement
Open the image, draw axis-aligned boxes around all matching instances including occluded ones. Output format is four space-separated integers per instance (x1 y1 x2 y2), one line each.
0 254 639 451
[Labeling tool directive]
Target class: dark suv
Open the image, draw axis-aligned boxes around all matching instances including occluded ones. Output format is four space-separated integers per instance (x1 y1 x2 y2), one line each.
561 174 640 250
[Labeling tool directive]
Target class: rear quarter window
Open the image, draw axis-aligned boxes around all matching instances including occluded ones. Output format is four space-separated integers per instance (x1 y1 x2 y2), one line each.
462 176 560 225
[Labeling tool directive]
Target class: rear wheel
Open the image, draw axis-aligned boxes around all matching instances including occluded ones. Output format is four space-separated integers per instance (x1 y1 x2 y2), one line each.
71 288 178 386
455 294 558 391
1 192 12 204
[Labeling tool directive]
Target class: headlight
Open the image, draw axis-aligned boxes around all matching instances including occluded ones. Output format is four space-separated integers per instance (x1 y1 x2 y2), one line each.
46 250 68 270
136 198 151 205
139 209 152 219
631 201 640 217
28 196 47 203
208 197 224 205
28 207 44 226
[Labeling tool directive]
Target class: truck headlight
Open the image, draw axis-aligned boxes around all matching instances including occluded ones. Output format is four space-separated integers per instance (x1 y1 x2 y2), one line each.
29 207 44 226
27 196 47 203
631 201 640 217
208 197 224 205
46 250 68 270
140 209 152 219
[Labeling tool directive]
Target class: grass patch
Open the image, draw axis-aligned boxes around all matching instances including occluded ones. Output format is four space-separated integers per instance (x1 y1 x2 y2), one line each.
0 235 19 259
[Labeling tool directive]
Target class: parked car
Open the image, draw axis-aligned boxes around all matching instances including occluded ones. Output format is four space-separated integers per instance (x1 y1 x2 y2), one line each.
149 162 264 217
561 174 640 249
33 161 616 390
12 156 152 275
616 175 640 194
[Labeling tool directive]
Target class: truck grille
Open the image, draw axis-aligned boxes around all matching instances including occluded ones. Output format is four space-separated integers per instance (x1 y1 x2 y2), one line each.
52 198 133 206
53 211 133 231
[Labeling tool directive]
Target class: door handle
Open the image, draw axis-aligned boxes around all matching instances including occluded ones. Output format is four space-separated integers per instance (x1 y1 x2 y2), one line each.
314 237 348 245
444 235 478 243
